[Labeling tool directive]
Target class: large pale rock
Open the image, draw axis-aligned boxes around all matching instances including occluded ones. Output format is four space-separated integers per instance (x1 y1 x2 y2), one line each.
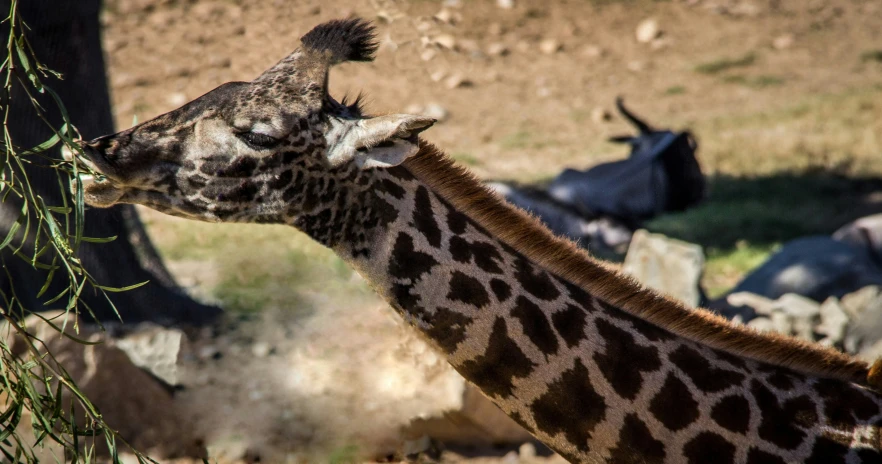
2 312 205 459
622 230 705 307
113 322 184 385
404 384 533 447
841 286 882 357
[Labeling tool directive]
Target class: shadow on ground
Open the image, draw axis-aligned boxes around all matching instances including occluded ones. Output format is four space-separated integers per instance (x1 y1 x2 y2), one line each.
647 171 882 253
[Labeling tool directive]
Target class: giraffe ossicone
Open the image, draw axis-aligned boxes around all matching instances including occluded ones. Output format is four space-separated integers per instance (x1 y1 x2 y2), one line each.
72 17 882 464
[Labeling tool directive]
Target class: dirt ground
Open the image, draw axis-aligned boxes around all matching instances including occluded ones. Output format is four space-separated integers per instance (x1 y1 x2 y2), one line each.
92 0 882 462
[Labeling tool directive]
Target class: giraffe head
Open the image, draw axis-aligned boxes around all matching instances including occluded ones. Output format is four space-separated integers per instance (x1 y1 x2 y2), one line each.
72 18 434 223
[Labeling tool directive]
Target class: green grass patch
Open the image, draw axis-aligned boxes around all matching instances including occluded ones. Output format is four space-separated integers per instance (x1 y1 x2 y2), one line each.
452 152 482 166
703 242 777 298
695 52 757 75
722 74 785 88
499 130 556 150
143 218 373 313
663 85 687 95
861 49 882 63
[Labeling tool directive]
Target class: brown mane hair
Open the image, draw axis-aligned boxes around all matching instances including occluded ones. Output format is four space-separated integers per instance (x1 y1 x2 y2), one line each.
404 142 880 389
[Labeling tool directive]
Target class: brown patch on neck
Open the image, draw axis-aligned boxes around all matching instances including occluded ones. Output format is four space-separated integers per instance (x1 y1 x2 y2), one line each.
403 142 873 388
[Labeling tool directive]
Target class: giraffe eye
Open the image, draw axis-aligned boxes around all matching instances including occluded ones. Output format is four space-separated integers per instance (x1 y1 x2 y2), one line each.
237 131 281 150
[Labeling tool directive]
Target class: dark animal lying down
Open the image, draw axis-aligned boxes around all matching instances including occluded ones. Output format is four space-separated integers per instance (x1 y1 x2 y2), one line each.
492 98 705 255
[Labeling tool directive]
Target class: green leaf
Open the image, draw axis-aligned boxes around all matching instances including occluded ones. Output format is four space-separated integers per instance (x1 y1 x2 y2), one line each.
14 36 41 90
77 235 118 244
93 280 149 293
0 209 23 250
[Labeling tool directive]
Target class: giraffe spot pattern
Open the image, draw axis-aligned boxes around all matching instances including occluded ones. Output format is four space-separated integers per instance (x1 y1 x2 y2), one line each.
445 237 504 274
511 296 559 356
447 271 491 308
711 348 750 371
389 232 438 280
449 236 472 263
413 186 442 248
555 277 596 315
596 298 676 342
711 394 751 434
593 318 662 400
649 372 699 432
377 178 406 199
669 345 746 393
814 378 879 428
746 448 787 464
551 304 587 348
458 317 535 398
424 307 473 354
446 208 469 235
514 257 561 301
683 432 736 464
805 436 849 464
752 380 818 450
391 283 422 314
267 169 293 189
490 279 512 302
765 370 798 391
608 413 666 464
470 241 505 274
530 358 606 454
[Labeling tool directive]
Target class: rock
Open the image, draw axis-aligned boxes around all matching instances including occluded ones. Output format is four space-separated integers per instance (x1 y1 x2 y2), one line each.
519 442 537 459
404 384 533 447
816 297 849 346
730 2 761 17
622 230 705 307
497 0 515 9
590 106 611 124
432 34 457 50
746 316 777 333
627 60 646 72
539 38 561 54
421 49 438 62
725 236 882 302
434 9 460 25
198 344 220 360
842 286 882 356
487 42 510 57
114 323 184 386
582 44 605 58
773 33 795 50
635 18 661 43
167 92 188 107
430 70 447 82
251 341 272 358
422 103 449 122
2 312 205 459
445 73 472 89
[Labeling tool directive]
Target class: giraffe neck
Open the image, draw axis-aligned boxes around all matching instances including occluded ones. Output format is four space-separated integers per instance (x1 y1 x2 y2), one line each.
290 146 882 463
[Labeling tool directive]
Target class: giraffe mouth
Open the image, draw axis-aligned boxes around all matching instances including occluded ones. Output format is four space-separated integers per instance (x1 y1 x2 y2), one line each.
62 143 128 207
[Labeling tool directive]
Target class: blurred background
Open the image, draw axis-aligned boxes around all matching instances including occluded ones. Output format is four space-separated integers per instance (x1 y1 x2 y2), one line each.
13 0 882 462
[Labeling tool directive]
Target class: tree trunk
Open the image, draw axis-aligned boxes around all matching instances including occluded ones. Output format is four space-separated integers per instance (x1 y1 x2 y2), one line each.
0 0 221 325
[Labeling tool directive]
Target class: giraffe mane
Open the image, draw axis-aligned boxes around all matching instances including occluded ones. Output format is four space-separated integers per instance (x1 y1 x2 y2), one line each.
403 142 879 390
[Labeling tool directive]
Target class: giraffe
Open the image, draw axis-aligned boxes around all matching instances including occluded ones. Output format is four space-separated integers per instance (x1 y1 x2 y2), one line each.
69 18 882 463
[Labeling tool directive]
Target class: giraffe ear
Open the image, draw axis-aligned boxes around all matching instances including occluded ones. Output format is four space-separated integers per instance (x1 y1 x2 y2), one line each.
326 114 435 169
